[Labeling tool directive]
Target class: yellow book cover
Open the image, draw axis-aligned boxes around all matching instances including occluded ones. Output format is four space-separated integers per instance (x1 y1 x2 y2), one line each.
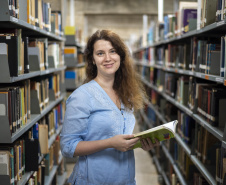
133 120 178 149
64 26 75 35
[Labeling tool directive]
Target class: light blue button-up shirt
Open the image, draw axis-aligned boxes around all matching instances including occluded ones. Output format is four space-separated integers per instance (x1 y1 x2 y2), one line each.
60 80 136 185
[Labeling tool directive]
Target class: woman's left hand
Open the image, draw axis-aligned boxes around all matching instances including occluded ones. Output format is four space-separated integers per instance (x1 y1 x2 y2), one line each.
140 138 159 151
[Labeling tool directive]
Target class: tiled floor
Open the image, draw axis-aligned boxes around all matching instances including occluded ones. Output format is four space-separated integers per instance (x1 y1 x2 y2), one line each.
65 123 159 185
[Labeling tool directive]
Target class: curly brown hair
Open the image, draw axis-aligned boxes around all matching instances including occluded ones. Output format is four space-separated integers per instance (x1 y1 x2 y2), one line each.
84 30 146 111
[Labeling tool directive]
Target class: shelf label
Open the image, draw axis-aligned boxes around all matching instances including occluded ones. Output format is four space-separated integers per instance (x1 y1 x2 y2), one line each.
215 77 223 83
196 73 202 78
178 69 183 73
33 26 37 30
205 75 209 80
189 71 194 75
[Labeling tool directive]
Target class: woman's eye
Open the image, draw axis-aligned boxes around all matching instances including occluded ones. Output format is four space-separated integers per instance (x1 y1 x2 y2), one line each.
110 50 116 53
97 52 104 56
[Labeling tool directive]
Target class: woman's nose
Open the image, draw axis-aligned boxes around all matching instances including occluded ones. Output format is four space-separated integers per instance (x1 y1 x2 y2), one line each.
105 53 111 61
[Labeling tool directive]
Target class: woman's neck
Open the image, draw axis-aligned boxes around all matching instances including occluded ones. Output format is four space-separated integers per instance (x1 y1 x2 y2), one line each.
94 76 114 90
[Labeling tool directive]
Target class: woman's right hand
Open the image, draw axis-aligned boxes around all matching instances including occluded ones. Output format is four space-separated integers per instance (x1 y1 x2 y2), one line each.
109 135 140 152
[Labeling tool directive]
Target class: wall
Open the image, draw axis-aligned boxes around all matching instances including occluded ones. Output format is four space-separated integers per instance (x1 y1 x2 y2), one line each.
65 0 175 42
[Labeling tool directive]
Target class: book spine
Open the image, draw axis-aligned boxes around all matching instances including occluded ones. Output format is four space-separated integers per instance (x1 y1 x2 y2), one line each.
210 89 219 126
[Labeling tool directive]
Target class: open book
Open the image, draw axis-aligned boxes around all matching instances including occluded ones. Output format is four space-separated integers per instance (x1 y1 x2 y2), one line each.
132 120 178 149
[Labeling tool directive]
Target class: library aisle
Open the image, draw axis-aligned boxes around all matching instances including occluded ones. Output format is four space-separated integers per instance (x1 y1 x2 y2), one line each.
65 123 159 185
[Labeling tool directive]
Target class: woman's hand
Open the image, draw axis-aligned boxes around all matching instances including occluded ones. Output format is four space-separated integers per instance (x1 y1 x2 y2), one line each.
140 138 160 151
109 135 140 152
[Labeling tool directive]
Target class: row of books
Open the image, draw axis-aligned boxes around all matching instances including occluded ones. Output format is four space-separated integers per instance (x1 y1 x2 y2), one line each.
64 47 85 65
137 63 226 128
0 81 31 134
64 26 83 46
141 0 226 47
8 0 63 36
139 115 209 185
188 77 226 127
0 74 62 135
8 0 19 18
0 29 64 77
25 155 64 185
135 34 226 78
0 101 64 185
33 103 64 145
151 94 226 184
163 1 197 39
174 143 212 185
65 67 86 86
142 100 226 184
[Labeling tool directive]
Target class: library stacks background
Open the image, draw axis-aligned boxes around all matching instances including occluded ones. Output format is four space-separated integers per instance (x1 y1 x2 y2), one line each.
0 0 69 185
133 0 226 185
1 0 226 185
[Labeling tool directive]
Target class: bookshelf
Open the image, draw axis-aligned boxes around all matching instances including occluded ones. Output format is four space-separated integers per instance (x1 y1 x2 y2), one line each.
133 1 226 184
139 108 187 185
0 0 67 185
64 26 86 91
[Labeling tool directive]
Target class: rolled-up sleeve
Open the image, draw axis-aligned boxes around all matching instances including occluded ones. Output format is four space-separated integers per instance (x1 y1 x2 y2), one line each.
60 88 92 158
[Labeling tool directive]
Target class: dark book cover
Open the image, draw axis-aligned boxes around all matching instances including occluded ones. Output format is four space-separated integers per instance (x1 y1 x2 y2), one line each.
14 0 18 18
23 37 29 73
35 0 39 27
182 8 197 34
210 88 226 126
25 139 39 172
220 36 225 77
41 161 45 185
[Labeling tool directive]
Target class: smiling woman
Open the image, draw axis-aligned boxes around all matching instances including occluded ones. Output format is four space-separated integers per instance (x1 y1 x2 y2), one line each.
60 30 158 185
93 40 121 79
85 30 146 111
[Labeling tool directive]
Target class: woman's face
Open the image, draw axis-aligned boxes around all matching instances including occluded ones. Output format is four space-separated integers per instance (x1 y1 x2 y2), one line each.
93 40 120 79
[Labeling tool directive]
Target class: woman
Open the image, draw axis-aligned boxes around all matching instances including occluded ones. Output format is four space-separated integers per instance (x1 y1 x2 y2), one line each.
60 30 158 185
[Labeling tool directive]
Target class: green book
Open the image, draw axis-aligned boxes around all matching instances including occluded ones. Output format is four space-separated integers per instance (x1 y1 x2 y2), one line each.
132 120 178 149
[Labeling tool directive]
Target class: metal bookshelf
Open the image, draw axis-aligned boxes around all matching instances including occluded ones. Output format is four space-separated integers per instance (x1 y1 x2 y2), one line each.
0 1 67 185
0 0 65 42
0 93 66 143
142 92 219 185
134 6 226 185
141 78 224 142
136 60 225 85
139 110 187 185
15 127 63 185
0 66 66 83
142 20 226 48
